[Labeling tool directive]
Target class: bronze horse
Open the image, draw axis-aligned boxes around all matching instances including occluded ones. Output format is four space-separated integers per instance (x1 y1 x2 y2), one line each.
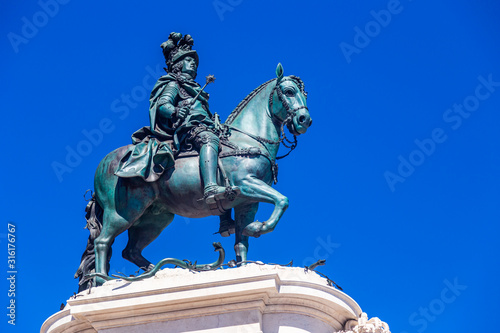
76 65 312 288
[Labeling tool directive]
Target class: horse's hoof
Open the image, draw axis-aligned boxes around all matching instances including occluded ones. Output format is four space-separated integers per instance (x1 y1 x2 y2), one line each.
260 222 272 234
242 222 263 238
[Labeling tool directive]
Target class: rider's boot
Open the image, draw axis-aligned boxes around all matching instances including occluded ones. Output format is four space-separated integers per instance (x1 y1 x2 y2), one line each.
200 143 240 204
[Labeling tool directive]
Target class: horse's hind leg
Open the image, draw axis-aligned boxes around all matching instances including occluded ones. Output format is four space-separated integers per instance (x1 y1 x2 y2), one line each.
122 211 175 271
94 209 137 284
234 203 259 263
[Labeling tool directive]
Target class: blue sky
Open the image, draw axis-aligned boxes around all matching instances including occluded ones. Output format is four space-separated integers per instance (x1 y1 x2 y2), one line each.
2 0 500 332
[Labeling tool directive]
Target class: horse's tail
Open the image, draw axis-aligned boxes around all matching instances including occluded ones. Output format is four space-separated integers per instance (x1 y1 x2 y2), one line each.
74 191 110 292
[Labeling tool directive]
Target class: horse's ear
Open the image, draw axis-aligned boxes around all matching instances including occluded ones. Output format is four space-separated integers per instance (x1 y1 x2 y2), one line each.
276 63 284 83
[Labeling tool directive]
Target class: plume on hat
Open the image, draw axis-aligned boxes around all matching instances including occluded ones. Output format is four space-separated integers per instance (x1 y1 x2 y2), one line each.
160 32 198 72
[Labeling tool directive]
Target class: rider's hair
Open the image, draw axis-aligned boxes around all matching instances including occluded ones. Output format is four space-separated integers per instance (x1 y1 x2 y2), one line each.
171 61 183 74
170 58 197 80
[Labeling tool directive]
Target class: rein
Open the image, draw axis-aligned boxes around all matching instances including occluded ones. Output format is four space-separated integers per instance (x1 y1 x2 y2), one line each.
220 77 308 183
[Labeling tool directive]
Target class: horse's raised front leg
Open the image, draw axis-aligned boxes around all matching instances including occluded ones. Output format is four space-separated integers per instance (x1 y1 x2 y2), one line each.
237 177 289 238
234 203 258 262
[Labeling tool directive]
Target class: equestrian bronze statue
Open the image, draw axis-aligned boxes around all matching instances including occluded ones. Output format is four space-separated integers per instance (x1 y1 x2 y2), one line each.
75 32 312 290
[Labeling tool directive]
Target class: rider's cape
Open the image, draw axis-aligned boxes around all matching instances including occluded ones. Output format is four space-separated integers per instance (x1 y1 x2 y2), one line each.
115 74 211 182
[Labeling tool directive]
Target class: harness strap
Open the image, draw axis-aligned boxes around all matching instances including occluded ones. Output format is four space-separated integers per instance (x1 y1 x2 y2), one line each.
225 124 280 145
217 158 231 188
219 142 279 184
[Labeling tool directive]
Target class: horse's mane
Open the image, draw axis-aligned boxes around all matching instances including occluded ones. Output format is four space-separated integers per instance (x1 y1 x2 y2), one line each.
225 78 276 125
225 75 307 125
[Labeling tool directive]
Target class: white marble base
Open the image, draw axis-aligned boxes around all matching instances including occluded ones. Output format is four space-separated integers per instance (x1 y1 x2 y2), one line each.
41 264 389 333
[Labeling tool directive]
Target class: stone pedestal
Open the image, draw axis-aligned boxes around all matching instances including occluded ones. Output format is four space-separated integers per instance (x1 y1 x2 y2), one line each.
41 265 390 333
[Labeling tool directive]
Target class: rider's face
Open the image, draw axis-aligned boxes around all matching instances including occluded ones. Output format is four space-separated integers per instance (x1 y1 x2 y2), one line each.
181 56 197 76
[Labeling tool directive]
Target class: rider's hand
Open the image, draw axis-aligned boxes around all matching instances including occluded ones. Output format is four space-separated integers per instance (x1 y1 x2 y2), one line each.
177 106 190 120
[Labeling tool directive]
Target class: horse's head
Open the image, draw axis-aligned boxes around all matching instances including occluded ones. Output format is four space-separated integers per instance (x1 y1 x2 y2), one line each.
270 63 312 136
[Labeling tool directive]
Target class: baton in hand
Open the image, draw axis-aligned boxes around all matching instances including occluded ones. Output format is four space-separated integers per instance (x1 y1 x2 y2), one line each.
173 75 216 129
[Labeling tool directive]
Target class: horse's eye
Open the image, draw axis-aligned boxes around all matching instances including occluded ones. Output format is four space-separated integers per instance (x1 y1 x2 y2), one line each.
284 90 295 97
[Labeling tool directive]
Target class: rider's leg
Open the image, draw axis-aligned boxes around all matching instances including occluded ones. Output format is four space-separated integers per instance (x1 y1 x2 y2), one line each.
196 131 227 202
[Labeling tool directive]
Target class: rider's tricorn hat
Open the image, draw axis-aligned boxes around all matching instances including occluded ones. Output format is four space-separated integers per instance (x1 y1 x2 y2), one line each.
161 32 199 72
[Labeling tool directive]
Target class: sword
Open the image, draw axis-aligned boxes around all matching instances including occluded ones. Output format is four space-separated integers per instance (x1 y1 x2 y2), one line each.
173 74 216 129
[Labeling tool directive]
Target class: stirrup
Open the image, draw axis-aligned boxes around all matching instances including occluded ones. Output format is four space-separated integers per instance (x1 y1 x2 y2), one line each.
204 185 241 205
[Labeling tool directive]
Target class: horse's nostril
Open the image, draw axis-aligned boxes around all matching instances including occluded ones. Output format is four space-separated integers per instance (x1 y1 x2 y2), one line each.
299 115 306 124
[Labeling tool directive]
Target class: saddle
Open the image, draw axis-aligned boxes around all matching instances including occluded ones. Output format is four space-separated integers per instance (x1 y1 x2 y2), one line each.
116 124 278 194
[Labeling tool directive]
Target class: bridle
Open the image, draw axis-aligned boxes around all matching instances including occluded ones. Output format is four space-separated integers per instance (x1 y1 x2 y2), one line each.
268 77 308 160
221 76 309 184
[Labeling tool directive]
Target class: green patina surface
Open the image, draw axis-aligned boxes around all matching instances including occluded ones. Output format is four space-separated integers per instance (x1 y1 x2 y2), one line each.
75 32 312 290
